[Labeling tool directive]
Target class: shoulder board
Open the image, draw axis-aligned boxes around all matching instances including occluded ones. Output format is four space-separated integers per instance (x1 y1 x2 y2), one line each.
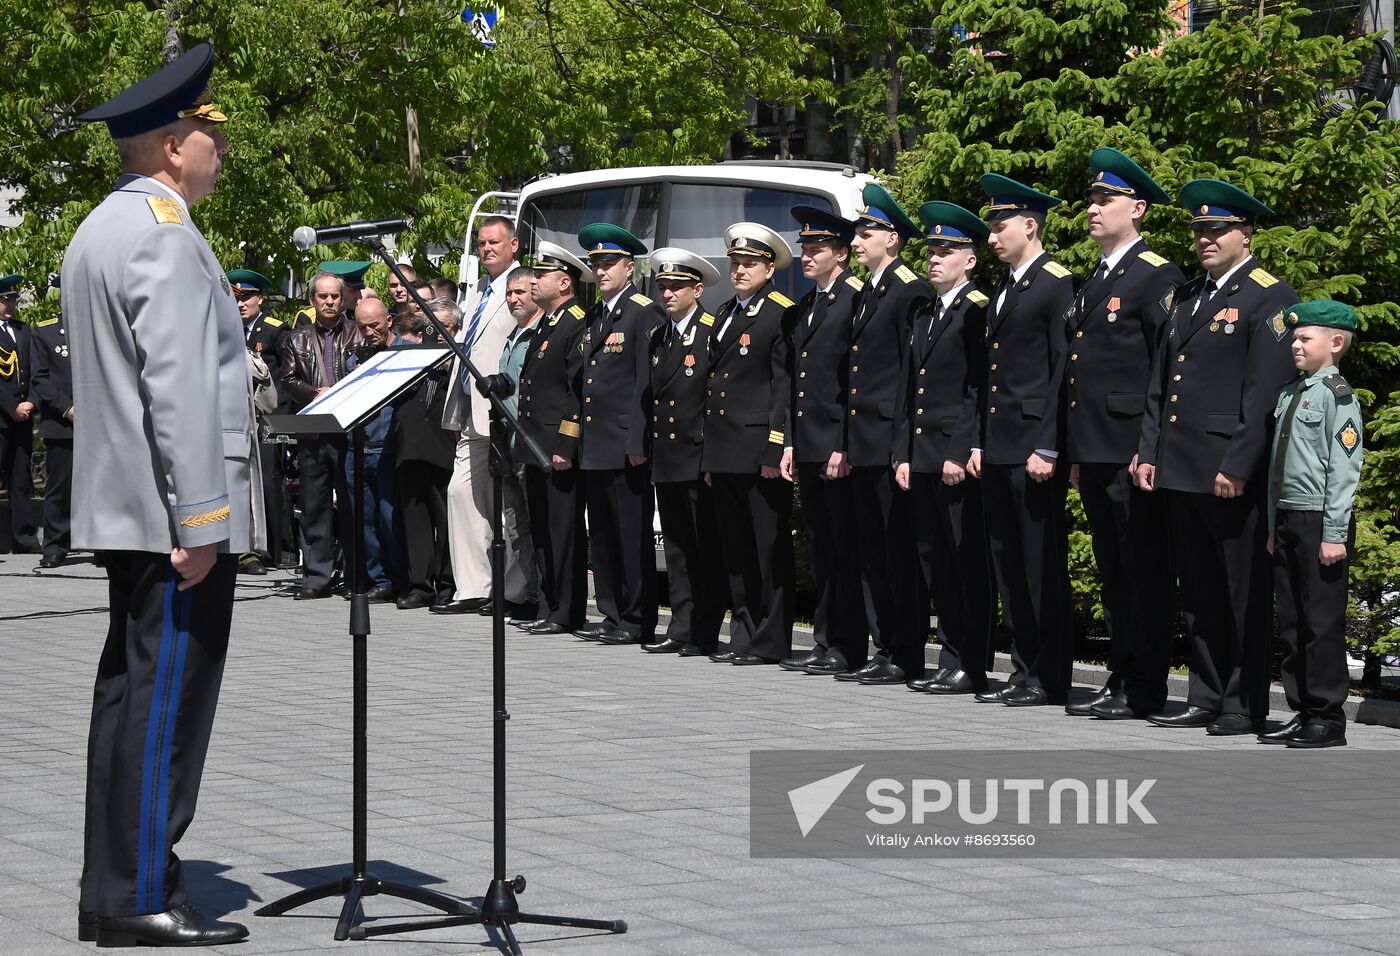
35 317 58 328
1323 374 1354 399
1138 250 1168 268
965 289 989 307
263 316 284 328
893 264 917 283
629 292 652 306
1042 261 1071 279
1249 267 1278 288
844 274 864 291
768 291 794 309
568 303 586 320
146 196 185 225
699 311 715 327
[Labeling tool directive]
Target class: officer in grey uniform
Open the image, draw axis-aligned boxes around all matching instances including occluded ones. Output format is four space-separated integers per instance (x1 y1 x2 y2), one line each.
62 44 255 948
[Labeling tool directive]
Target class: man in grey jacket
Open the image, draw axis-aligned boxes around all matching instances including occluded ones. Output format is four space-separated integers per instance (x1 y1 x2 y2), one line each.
62 44 255 947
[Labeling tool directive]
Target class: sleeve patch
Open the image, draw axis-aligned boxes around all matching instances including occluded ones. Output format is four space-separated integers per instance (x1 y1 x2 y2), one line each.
768 291 794 309
1249 267 1279 288
629 292 653 306
893 264 917 283
1159 289 1175 315
845 274 865 291
1336 419 1360 456
699 311 715 326
1139 250 1168 268
558 419 581 438
568 303 586 319
1042 261 1071 279
1268 309 1289 341
965 289 989 307
146 196 185 225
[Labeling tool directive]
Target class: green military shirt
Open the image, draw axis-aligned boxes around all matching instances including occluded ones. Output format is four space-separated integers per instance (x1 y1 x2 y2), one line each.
1266 364 1363 542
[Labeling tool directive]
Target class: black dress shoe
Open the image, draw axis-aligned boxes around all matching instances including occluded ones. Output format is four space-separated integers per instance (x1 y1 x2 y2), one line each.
730 652 779 665
79 910 97 942
855 662 908 684
396 591 432 610
1089 693 1161 720
1285 722 1347 749
678 643 712 657
907 668 952 691
238 554 267 576
833 659 885 682
430 597 490 614
1002 685 1049 707
709 650 737 663
595 627 642 645
1206 713 1265 736
527 621 573 635
39 552 67 569
642 636 687 654
974 686 1013 703
366 585 397 603
1146 706 1220 728
295 585 332 600
1257 716 1304 745
573 621 610 638
1064 683 1114 716
803 655 850 675
927 670 983 695
779 650 824 672
96 903 248 947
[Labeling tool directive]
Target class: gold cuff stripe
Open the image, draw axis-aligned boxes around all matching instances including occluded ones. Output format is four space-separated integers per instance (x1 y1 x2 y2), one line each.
179 505 230 528
559 420 581 437
768 430 784 444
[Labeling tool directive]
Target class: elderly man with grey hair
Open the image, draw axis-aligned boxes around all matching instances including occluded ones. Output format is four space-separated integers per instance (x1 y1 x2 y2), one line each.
280 270 365 598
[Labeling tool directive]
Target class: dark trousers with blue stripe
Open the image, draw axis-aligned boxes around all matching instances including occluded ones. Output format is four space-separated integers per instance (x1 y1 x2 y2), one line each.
81 551 236 917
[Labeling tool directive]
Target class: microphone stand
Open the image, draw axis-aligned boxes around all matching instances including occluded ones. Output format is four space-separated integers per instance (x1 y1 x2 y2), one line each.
339 239 627 951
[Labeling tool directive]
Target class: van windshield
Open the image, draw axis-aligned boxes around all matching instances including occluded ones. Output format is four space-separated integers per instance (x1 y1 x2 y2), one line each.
519 183 661 257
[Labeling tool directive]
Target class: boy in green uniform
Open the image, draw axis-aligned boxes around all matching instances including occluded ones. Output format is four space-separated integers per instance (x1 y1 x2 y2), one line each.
1262 299 1362 749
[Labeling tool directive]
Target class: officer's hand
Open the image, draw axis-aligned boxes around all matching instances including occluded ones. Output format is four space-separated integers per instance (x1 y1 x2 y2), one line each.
14 401 34 421
760 464 784 480
627 453 647 467
703 471 712 486
1026 452 1056 482
171 543 218 591
1213 472 1246 499
966 450 982 479
65 407 75 422
1265 533 1276 555
1319 542 1348 566
551 454 572 471
780 448 795 481
1068 463 1080 490
316 387 330 396
1128 454 1139 480
1136 463 1156 492
826 450 850 480
943 460 966 486
894 462 911 490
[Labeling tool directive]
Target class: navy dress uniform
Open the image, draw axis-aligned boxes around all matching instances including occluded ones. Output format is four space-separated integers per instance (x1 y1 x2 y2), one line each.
576 224 665 643
701 223 796 664
840 184 932 684
1060 150 1186 719
975 174 1075 706
781 206 869 674
645 248 729 655
894 202 995 694
1265 300 1361 749
29 302 75 568
1138 179 1298 733
63 45 253 946
0 273 39 553
518 241 591 633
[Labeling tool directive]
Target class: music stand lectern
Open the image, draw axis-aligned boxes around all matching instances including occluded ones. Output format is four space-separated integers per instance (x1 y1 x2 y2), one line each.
257 345 477 939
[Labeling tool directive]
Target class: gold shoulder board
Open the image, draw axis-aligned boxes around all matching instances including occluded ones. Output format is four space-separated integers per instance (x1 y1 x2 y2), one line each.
263 316 284 328
35 317 58 328
1249 267 1278 288
630 292 653 306
146 196 185 225
1139 250 1168 268
699 312 715 327
768 291 794 309
893 264 916 283
845 274 864 291
568 303 586 319
1042 261 1071 279
966 290 989 307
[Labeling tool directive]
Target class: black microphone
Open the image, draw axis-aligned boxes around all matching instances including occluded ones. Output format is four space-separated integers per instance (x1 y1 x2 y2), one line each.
292 218 409 250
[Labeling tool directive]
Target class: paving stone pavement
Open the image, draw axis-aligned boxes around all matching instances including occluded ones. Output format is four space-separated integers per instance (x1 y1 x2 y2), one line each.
2 552 1399 955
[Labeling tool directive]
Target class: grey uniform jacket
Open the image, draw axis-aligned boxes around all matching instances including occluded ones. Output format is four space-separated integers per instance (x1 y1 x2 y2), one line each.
61 174 260 554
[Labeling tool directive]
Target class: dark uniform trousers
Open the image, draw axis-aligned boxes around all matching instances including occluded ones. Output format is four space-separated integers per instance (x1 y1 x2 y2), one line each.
584 463 657 639
655 479 727 651
794 462 866 668
0 420 36 551
397 460 454 601
42 439 74 558
711 473 793 660
912 471 993 676
298 436 348 589
1272 510 1351 730
525 463 586 627
257 440 288 563
81 552 237 916
851 465 923 673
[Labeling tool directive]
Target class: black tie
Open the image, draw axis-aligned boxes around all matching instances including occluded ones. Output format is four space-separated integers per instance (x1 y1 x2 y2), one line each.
926 297 944 338
1082 261 1110 308
1194 277 1218 316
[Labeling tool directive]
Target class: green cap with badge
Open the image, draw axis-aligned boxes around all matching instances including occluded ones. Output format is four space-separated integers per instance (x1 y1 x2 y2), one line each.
979 173 1063 221
578 223 648 259
0 274 21 298
1178 179 1273 228
1284 299 1358 332
227 269 273 294
855 183 921 241
1088 147 1172 205
319 259 373 287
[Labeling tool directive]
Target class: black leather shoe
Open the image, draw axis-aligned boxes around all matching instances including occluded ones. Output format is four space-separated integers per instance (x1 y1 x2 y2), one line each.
709 650 737 663
833 660 885 682
526 621 573 635
1064 683 1114 717
1285 722 1347 749
927 670 983 695
95 903 248 947
366 585 397 603
730 652 779 665
779 650 824 672
1089 693 1161 720
907 668 952 692
396 591 432 610
430 597 490 614
1257 716 1304 745
39 552 67 569
1146 706 1220 728
573 621 610 638
79 910 97 942
238 554 267 576
803 655 851 675
678 643 712 657
295 585 332 600
855 662 908 684
975 686 1014 703
1207 713 1265 736
642 636 687 654
595 627 642 645
1002 685 1049 707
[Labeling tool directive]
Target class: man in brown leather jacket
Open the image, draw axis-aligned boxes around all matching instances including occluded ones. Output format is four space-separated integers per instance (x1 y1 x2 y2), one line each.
279 271 364 598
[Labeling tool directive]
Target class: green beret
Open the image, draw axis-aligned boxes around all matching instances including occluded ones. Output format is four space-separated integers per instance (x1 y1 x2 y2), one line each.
1285 299 1357 332
578 223 648 258
1088 147 1171 205
0 274 22 296
319 259 373 285
227 268 273 293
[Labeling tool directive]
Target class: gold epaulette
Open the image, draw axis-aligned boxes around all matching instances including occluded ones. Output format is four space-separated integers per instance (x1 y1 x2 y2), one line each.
893 264 917 283
147 196 185 225
966 290 989 307
844 274 864 291
630 292 653 306
699 312 715 327
568 303 586 320
1139 250 1168 268
768 291 794 309
1042 261 1071 279
263 316 284 328
1249 267 1278 288
35 317 58 327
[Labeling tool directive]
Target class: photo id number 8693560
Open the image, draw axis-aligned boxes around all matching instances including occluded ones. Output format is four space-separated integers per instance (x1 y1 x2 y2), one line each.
961 833 1036 847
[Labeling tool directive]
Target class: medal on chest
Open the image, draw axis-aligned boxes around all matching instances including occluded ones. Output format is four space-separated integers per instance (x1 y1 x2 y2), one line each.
684 354 696 376
739 332 751 356
1106 296 1120 323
